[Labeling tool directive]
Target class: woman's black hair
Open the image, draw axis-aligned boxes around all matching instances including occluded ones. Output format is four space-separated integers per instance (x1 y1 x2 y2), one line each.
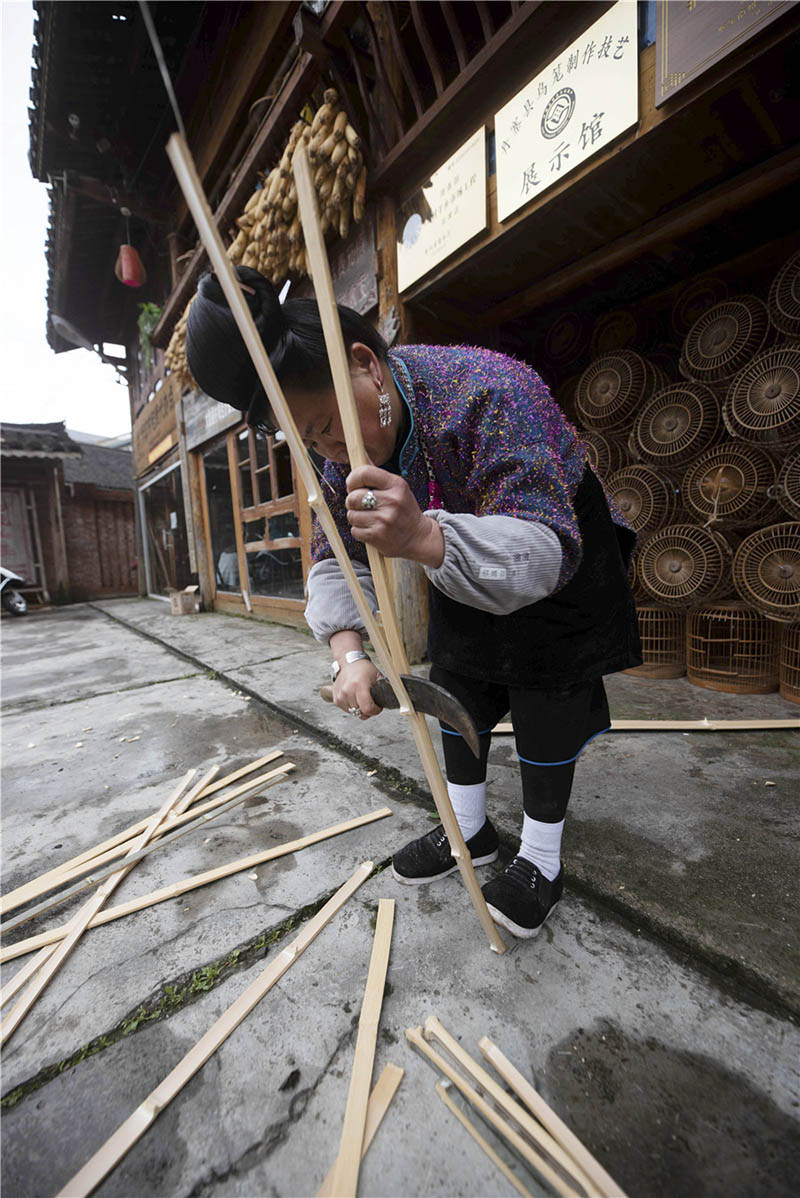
184 267 388 434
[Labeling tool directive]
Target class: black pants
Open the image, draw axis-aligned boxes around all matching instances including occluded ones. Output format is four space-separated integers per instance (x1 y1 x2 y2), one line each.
431 665 610 824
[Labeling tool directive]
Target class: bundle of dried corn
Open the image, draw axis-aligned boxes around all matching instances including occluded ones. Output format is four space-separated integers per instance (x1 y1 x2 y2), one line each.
164 295 196 392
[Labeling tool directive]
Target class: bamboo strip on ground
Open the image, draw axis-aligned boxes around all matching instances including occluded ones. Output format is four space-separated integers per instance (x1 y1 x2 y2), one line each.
329 898 395 1198
1 808 393 964
318 1063 404 1197
0 753 283 916
0 770 196 1047
58 861 375 1198
0 945 57 1008
0 764 297 935
492 719 799 734
406 1027 579 1198
425 1016 596 1195
191 752 283 801
479 1036 624 1198
171 765 220 816
436 1080 535 1198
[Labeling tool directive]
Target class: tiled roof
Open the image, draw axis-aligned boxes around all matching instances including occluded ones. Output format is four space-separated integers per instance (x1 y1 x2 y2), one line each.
62 441 133 491
0 420 83 459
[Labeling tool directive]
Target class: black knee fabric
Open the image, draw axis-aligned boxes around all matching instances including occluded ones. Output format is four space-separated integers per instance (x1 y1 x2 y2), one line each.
518 760 575 822
429 664 509 785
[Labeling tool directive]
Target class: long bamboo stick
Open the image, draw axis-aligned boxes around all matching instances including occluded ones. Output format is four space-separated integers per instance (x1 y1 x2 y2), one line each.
318 1063 404 1197
436 1081 535 1198
165 132 504 955
0 771 196 1047
405 1027 579 1198
492 719 800 734
58 861 375 1198
0 752 283 916
0 946 56 1008
0 764 296 935
1 808 393 965
171 764 220 816
424 1016 596 1196
329 898 395 1197
479 1036 624 1198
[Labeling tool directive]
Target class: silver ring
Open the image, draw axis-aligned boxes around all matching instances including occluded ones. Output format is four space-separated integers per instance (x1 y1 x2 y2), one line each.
360 489 377 511
347 706 362 717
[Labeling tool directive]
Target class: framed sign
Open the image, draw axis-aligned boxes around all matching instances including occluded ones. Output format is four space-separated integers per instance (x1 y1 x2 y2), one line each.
495 1 638 223
397 128 487 293
132 373 180 477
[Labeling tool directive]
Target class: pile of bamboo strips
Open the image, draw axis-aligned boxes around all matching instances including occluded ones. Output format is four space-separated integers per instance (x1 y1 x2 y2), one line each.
165 87 366 391
407 1016 626 1198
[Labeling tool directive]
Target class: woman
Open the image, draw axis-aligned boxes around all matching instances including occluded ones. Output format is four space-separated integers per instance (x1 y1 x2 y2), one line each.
186 267 641 940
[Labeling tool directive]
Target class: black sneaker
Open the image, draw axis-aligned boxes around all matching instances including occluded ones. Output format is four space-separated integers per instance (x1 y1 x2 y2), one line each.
482 857 563 939
391 819 499 885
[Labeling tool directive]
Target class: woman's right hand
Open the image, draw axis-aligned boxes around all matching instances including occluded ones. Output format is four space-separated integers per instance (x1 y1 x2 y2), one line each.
332 657 383 720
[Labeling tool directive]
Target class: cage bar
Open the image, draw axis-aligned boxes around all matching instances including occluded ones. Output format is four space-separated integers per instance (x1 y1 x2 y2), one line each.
687 602 781 694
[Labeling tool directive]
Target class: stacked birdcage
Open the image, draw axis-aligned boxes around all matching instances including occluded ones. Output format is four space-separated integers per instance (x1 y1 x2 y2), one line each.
571 255 800 692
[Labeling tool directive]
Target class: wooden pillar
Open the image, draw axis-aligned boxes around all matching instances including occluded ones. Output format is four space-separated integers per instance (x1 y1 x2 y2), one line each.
51 466 70 598
186 448 214 608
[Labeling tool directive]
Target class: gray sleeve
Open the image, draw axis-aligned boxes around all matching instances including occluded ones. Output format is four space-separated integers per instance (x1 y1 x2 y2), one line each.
422 510 562 615
304 558 378 643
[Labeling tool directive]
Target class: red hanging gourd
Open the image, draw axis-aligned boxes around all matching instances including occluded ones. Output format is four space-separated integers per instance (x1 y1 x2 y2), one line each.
114 244 146 287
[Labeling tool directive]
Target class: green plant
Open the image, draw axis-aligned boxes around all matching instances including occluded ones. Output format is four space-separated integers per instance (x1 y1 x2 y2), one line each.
137 302 163 372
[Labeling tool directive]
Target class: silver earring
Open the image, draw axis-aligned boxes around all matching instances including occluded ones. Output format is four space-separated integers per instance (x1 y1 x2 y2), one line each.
378 391 392 428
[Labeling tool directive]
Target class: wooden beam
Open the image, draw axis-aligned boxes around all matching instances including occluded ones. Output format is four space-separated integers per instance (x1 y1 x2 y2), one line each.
318 1063 404 1197
58 861 375 1198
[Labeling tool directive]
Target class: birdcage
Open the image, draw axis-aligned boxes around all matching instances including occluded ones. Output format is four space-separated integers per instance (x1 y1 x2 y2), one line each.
576 352 668 430
779 624 800 705
637 524 735 607
722 347 800 451
767 249 800 339
624 605 686 678
671 275 729 338
554 374 582 423
645 345 681 384
545 312 585 365
633 381 721 468
682 444 778 529
607 466 677 536
581 430 629 479
732 523 800 624
774 451 800 519
590 309 643 357
679 295 770 384
687 602 781 694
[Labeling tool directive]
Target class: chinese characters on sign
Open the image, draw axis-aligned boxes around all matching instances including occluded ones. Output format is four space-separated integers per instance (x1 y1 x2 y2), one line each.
494 0 638 223
397 128 487 292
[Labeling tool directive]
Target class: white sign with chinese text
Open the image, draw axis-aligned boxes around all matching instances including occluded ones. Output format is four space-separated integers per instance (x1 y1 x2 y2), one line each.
495 1 638 223
397 128 486 292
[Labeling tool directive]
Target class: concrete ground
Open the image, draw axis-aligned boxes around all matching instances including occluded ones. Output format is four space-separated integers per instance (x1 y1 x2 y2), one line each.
1 601 798 1198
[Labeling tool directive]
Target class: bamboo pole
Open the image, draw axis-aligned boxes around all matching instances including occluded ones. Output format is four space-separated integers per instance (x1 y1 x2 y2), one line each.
58 861 375 1198
329 898 395 1197
1 808 393 965
405 1027 579 1198
479 1036 624 1198
0 771 196 1047
436 1081 535 1198
0 947 57 1008
318 1063 404 1197
0 759 286 917
165 131 504 955
171 764 220 816
424 1016 596 1196
492 719 800 735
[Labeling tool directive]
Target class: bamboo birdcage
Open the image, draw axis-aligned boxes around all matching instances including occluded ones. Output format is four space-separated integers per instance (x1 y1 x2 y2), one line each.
637 524 735 607
679 295 770 384
633 381 721 468
581 430 629 479
671 275 729 338
775 451 800 519
767 249 800 339
687 602 781 694
779 624 800 705
576 351 668 430
722 347 800 450
732 522 800 624
590 308 643 357
544 312 585 365
682 443 778 529
624 605 686 679
607 465 677 535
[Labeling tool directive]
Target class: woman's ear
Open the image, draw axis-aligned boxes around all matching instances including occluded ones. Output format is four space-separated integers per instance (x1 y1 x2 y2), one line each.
349 342 380 382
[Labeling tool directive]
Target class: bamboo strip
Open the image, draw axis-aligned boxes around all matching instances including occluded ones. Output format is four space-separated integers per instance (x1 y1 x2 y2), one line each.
192 752 283 801
492 719 800 734
57 861 375 1198
171 765 220 816
1 761 288 918
479 1036 624 1198
436 1081 535 1198
329 898 395 1197
0 752 283 915
1 808 393 964
406 1027 579 1198
0 765 296 935
0 946 57 1008
318 1063 404 1197
424 1016 595 1196
0 771 196 1047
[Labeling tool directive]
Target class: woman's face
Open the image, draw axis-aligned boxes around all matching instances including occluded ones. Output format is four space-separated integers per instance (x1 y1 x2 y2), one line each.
288 343 400 467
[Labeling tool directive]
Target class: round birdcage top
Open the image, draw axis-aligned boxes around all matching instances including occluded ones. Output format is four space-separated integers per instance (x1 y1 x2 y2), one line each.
775 451 800 518
576 352 666 430
723 347 800 447
768 250 800 338
732 522 800 624
682 444 777 527
634 381 720 465
638 523 733 606
608 465 676 535
680 295 769 384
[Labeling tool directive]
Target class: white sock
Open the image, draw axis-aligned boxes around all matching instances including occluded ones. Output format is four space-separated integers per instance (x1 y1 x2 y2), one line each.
519 816 564 881
447 781 486 841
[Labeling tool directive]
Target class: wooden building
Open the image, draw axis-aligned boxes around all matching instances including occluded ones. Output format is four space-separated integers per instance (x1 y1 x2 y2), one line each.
32 1 800 666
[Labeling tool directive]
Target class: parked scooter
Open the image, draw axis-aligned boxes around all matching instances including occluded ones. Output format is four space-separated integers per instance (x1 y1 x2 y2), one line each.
0 567 28 615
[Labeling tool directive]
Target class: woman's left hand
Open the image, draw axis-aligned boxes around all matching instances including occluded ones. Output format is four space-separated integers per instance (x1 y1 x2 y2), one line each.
346 466 444 566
